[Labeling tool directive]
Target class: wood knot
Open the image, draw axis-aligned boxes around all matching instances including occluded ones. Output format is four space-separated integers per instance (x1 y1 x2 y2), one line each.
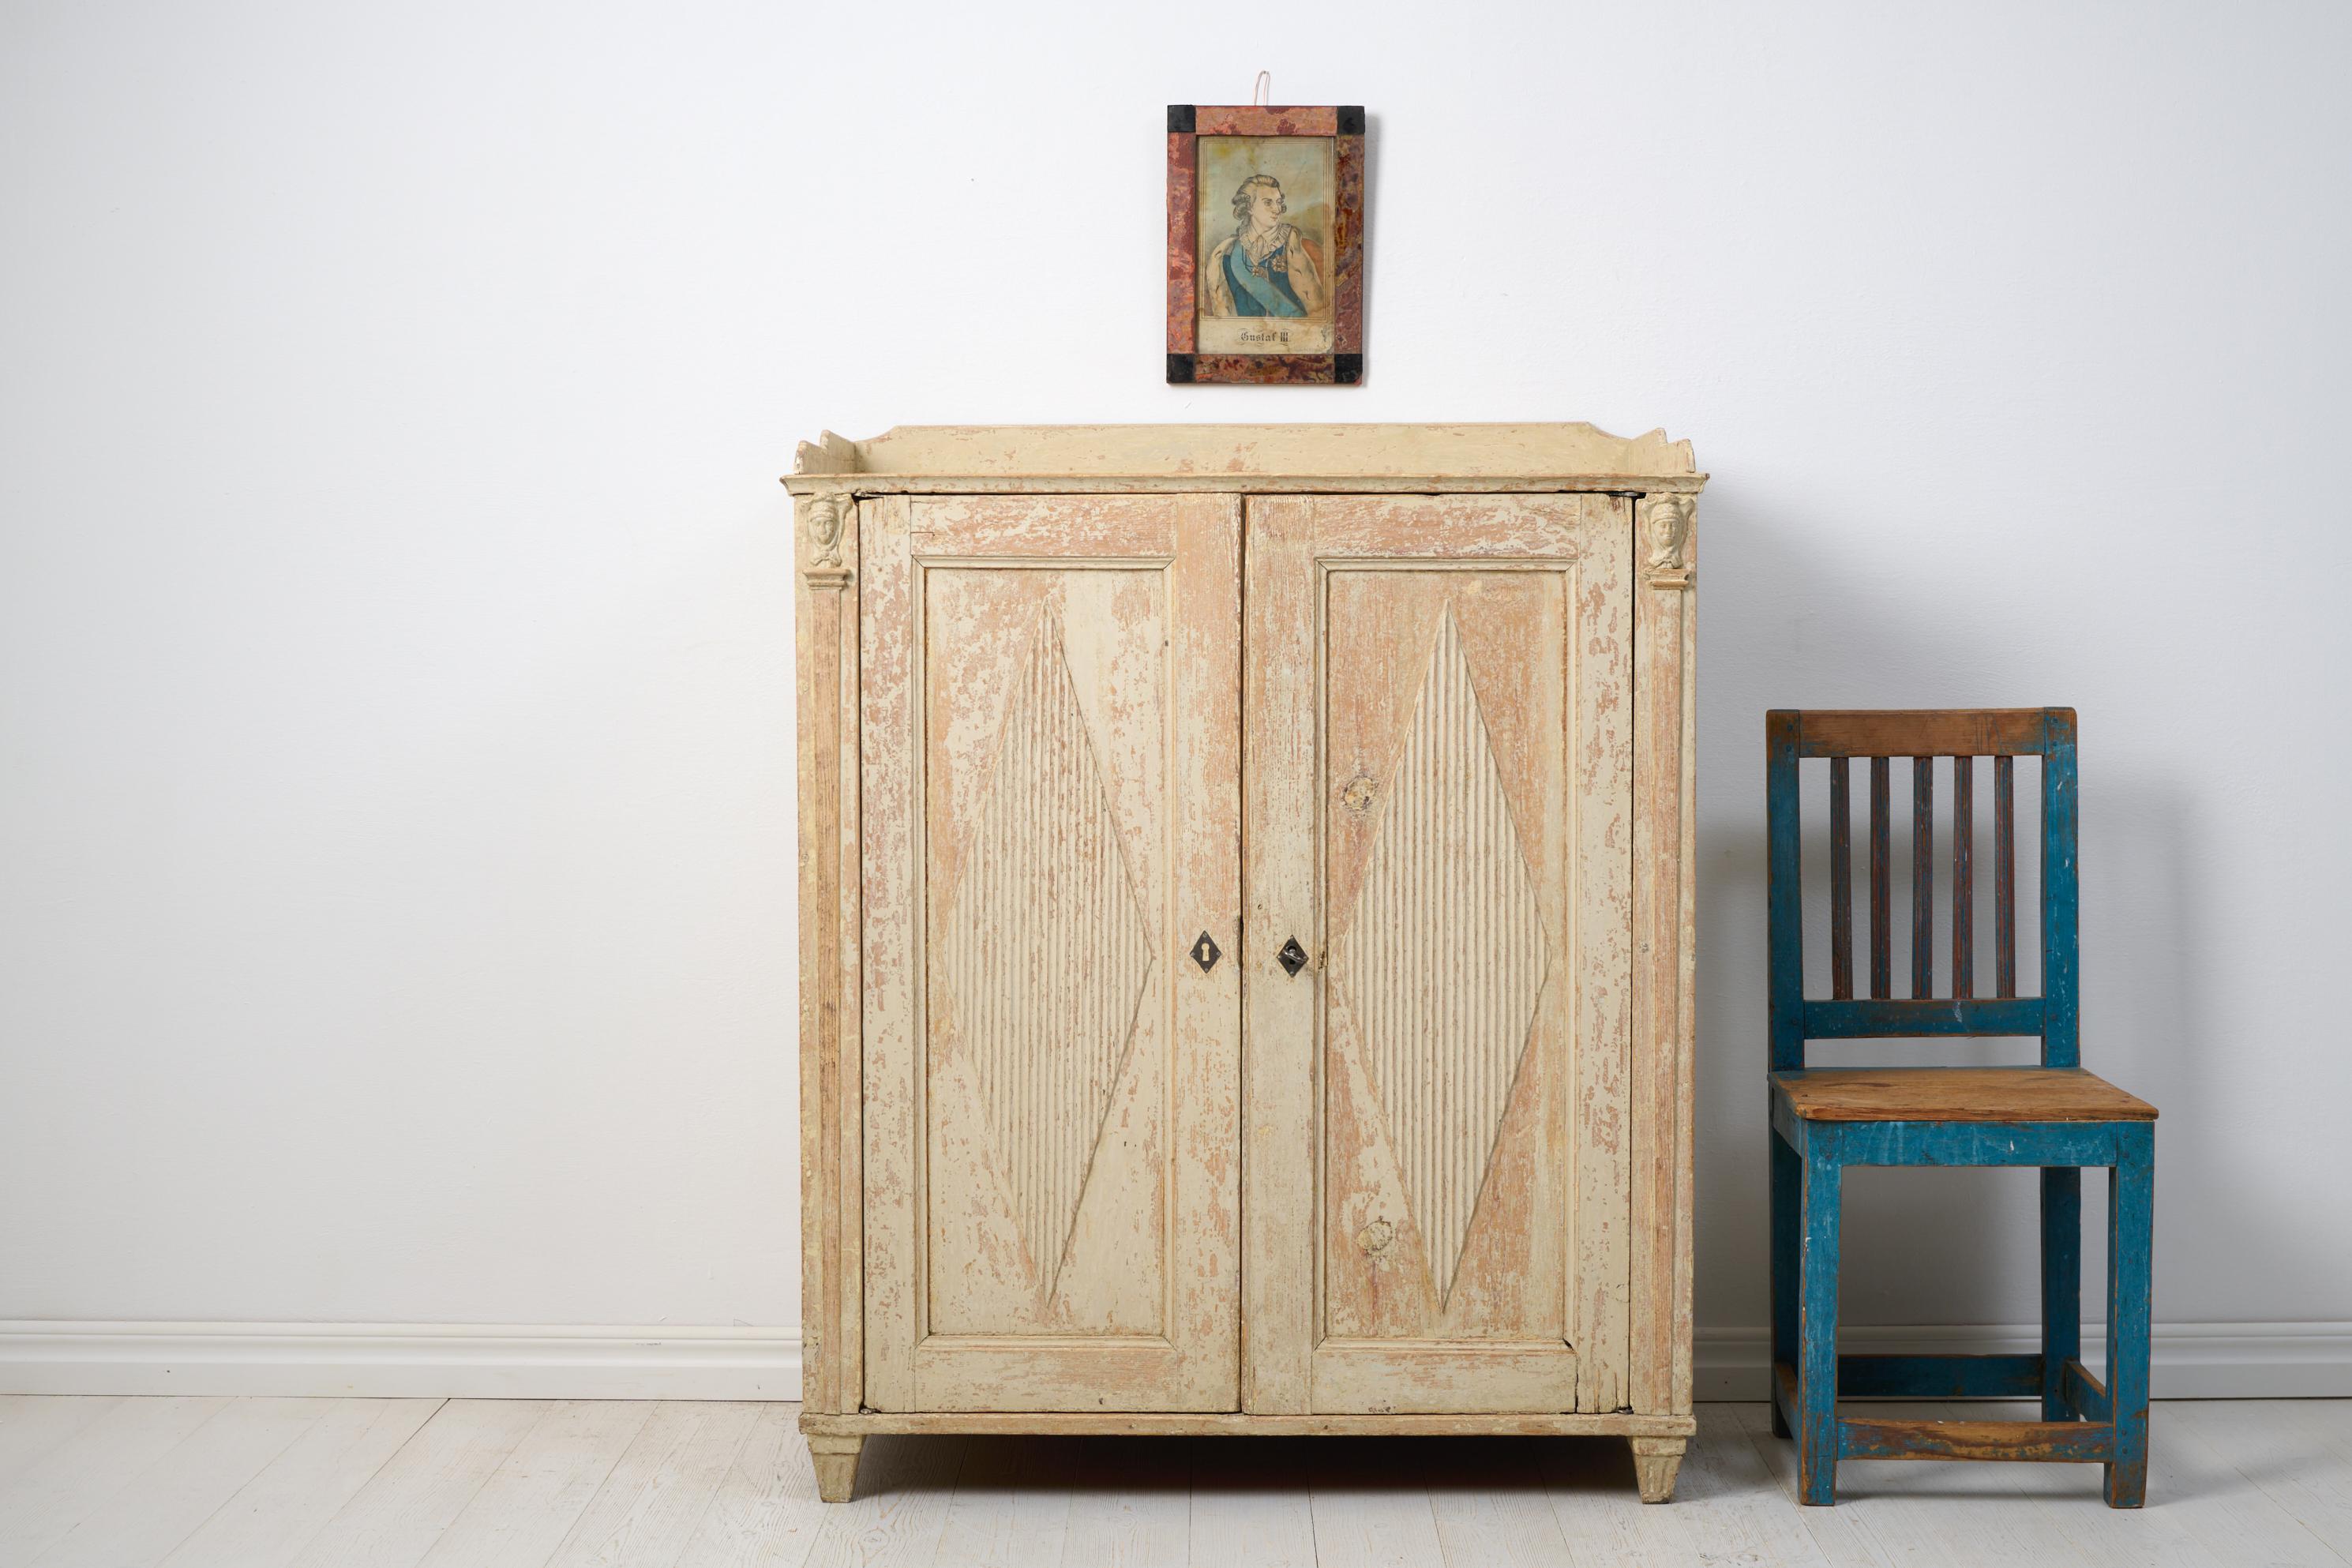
1341 775 1379 814
1355 1218 1395 1255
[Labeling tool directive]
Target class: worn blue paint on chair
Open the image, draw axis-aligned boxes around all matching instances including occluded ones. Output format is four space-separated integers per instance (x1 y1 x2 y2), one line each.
1763 707 2157 1508
2041 1166 2081 1421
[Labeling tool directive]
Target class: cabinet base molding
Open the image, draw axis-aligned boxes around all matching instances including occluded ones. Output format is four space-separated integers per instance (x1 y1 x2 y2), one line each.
799 1409 1696 1439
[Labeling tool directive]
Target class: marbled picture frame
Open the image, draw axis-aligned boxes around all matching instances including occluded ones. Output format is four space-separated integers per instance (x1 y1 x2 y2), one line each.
1167 103 1364 385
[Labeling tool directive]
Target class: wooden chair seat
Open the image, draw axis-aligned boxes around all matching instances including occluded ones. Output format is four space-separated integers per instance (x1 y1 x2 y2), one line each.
1772 1067 2157 1124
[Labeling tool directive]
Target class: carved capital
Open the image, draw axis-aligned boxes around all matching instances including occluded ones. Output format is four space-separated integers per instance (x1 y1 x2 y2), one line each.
1641 493 1695 590
799 491 851 583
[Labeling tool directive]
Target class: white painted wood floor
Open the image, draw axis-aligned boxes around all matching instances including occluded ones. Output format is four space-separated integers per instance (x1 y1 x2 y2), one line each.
1 1396 2347 1567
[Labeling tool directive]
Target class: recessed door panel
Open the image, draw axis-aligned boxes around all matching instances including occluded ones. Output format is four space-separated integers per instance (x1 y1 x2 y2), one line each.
1321 569 1570 1341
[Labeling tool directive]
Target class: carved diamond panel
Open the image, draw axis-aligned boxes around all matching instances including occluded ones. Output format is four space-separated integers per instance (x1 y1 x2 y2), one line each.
1334 606 1549 1302
940 614 1154 1298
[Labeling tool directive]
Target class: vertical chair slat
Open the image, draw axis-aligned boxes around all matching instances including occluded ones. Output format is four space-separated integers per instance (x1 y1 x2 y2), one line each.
1870 757 1891 999
1995 755 2016 998
1829 757 1853 1000
1911 756 1934 998
1953 756 1975 997
2043 711 2080 1068
1767 712 1806 1072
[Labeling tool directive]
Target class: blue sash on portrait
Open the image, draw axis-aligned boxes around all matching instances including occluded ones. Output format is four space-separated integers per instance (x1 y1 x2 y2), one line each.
1224 240 1305 317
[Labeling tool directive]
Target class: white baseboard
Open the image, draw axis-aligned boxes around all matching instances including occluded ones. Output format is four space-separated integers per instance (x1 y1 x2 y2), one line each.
0 1322 802 1400
1694 1322 2352 1401
2 1319 2343 1401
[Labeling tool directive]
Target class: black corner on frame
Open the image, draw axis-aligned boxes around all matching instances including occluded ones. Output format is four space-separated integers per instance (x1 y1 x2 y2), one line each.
1337 105 1365 135
1334 353 1364 385
1167 104 1196 133
1167 353 1197 384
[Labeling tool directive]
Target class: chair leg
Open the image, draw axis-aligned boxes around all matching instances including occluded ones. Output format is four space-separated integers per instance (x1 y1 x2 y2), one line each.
1797 1135 1843 1506
2040 1166 2081 1421
1770 1120 1799 1439
2104 1127 2154 1507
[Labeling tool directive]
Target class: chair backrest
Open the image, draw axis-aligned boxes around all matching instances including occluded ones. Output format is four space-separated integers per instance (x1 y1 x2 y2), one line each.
1766 708 2079 1071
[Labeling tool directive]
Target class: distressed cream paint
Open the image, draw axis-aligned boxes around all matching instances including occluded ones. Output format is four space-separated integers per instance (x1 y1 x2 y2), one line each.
790 424 1703 1503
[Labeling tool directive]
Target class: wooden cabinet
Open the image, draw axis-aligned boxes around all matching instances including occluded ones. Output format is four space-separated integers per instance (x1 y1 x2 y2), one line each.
790 426 1703 1503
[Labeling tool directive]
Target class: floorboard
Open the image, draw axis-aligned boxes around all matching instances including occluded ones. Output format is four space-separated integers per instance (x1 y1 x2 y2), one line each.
670 1404 827 1568
1807 1401 2100 1568
161 1398 444 1568
542 1401 761 1568
0 1397 2343 1567
1671 1405 1841 1568
927 1434 1074 1568
1056 1436 1187 1568
1186 1437 1317 1568
287 1397 551 1568
1306 1438 1446 1568
1424 1439 1574 1567
2180 1400 2352 1558
34 1396 329 1568
797 1431 964 1568
0 1397 122 1488
0 1396 230 1563
1727 1403 1892 1568
1536 1432 1695 1567
411 1399 653 1568
2129 1403 2343 1566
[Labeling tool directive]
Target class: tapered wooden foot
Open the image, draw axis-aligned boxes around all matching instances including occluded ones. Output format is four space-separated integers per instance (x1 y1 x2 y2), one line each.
808 1434 864 1502
1630 1436 1685 1502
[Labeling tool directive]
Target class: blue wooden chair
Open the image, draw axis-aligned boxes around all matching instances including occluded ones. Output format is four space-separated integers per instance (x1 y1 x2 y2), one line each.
1766 708 2157 1507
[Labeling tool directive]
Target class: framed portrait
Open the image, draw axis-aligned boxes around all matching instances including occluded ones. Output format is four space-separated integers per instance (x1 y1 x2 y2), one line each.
1167 103 1364 384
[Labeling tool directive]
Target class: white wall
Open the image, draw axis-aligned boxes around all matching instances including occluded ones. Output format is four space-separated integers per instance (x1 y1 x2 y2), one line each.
4 0 2349 1387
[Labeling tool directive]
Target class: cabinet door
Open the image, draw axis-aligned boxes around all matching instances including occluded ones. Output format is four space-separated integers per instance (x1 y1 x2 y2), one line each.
861 493 1242 1412
1242 494 1635 1414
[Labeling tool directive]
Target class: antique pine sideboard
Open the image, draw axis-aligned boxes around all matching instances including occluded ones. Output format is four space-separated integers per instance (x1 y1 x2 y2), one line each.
787 424 1703 1502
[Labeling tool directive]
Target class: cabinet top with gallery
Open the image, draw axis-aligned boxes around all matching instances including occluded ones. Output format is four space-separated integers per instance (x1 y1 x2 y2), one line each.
784 423 1705 495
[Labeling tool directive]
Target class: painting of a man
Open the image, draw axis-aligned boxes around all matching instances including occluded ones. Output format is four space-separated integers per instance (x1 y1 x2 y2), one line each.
1203 174 1327 320
1190 133 1338 356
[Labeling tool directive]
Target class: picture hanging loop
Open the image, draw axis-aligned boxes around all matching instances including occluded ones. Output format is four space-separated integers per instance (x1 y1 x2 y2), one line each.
1252 70 1270 107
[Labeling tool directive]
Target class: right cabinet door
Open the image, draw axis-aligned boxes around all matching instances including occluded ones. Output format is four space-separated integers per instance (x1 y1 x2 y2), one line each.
1243 493 1637 1414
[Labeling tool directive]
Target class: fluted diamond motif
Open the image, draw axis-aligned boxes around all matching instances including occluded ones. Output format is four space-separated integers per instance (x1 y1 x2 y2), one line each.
941 615 1153 1297
1334 606 1549 1303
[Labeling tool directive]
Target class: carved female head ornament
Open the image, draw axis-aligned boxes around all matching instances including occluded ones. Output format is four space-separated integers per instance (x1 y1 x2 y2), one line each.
801 492 846 568
1644 493 1694 576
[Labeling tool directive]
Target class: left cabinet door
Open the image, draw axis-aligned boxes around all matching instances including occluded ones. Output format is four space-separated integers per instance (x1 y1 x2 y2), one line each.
860 493 1244 1412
